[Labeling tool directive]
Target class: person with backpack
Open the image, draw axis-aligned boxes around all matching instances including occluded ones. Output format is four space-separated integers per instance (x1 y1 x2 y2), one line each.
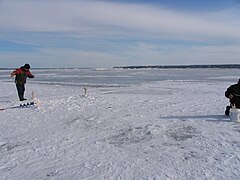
11 63 35 101
225 79 240 115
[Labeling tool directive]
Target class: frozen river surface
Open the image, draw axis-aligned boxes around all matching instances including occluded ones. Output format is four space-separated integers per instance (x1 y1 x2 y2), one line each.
0 68 240 179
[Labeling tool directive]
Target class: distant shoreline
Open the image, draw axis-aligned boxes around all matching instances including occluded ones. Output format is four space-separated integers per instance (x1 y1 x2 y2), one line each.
1 64 240 70
114 64 240 69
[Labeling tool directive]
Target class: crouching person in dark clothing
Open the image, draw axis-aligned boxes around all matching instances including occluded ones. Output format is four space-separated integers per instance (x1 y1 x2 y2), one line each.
11 63 34 101
225 79 240 115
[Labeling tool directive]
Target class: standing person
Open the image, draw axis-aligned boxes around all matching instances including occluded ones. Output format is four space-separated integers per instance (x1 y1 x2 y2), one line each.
225 78 240 115
11 63 34 101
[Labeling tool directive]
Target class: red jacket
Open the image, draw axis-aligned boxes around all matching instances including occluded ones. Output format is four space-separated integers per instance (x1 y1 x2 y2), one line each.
11 67 34 85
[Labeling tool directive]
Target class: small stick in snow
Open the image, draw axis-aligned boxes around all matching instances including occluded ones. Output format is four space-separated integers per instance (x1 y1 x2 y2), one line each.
84 87 87 96
32 90 35 100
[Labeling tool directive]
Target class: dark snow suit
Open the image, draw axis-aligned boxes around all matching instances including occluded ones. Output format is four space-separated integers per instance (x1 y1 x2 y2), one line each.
225 83 240 108
11 67 34 101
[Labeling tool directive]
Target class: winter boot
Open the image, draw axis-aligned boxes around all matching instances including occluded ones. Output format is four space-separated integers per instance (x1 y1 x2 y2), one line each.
225 105 231 116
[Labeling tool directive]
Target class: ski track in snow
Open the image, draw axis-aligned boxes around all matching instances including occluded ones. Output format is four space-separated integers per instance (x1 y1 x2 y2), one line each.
0 79 240 180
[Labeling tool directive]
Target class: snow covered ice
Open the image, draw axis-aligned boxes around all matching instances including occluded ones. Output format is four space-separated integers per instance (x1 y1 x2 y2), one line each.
0 68 240 179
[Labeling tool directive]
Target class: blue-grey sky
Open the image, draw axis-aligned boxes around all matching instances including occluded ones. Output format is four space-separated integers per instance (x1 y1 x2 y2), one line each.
1 0 240 68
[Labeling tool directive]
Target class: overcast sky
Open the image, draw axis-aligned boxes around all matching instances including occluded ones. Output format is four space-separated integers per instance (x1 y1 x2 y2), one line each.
1 0 240 68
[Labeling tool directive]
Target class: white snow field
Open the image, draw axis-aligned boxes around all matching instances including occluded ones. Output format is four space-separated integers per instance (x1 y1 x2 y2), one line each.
0 68 240 180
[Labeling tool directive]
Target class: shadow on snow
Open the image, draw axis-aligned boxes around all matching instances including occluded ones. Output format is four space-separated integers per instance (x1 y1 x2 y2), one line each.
160 114 230 122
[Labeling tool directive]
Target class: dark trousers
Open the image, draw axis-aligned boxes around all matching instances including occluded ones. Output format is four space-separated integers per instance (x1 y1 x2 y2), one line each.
230 99 240 108
235 103 240 108
16 84 25 101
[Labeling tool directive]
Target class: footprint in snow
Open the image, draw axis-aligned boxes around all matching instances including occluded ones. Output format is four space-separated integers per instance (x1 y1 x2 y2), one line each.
166 126 199 141
107 126 153 147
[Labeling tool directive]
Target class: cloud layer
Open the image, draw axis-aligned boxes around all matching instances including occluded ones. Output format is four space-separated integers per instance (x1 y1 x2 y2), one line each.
0 0 240 67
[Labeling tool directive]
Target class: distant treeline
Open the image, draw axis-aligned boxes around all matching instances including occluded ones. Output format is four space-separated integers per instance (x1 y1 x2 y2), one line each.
114 64 240 69
1 64 240 70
